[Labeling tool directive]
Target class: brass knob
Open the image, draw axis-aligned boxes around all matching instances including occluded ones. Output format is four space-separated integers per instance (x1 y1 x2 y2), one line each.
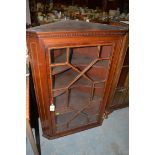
55 112 60 116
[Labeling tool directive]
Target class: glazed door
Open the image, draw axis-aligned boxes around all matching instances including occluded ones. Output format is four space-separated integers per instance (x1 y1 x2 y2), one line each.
46 44 114 134
109 49 129 109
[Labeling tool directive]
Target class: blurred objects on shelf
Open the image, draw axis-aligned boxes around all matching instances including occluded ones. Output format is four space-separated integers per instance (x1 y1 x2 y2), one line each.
28 1 128 26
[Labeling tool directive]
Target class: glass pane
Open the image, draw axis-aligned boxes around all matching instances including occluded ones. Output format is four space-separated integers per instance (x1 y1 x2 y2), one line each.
49 45 113 133
50 48 66 64
100 45 112 58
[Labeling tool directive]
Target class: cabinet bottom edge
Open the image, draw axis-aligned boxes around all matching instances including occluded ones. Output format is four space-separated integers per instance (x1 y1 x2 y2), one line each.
42 121 103 140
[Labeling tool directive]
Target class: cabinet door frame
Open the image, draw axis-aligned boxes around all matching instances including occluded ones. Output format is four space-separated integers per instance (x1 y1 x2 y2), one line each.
44 38 121 137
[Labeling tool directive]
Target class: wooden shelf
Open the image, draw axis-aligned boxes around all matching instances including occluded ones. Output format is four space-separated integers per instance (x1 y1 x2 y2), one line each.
53 68 106 90
52 65 71 75
52 52 109 68
122 65 129 68
115 87 128 92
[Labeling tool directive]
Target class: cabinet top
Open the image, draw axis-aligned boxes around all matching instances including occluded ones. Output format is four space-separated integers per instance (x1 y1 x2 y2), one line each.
27 20 127 33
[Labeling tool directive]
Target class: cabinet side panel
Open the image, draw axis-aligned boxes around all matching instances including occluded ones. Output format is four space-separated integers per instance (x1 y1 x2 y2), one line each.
37 39 54 136
27 36 53 136
104 33 129 113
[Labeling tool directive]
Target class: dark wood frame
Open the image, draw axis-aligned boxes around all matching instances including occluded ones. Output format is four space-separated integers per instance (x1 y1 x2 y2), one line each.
27 22 128 139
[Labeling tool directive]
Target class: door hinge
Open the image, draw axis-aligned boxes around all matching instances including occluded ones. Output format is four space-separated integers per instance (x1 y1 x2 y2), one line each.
103 112 108 119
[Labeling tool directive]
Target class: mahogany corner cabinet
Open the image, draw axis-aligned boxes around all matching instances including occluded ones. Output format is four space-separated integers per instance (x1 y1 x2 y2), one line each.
26 20 128 139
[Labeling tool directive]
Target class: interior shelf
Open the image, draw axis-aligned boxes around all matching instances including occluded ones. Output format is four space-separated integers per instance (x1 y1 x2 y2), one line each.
53 82 104 98
52 52 109 68
53 68 106 90
52 65 71 75
115 87 128 92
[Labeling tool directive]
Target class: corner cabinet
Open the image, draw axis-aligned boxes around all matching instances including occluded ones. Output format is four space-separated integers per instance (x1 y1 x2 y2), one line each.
26 20 128 139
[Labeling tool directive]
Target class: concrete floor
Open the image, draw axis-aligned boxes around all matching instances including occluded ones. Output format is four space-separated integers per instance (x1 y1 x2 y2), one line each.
26 107 129 155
